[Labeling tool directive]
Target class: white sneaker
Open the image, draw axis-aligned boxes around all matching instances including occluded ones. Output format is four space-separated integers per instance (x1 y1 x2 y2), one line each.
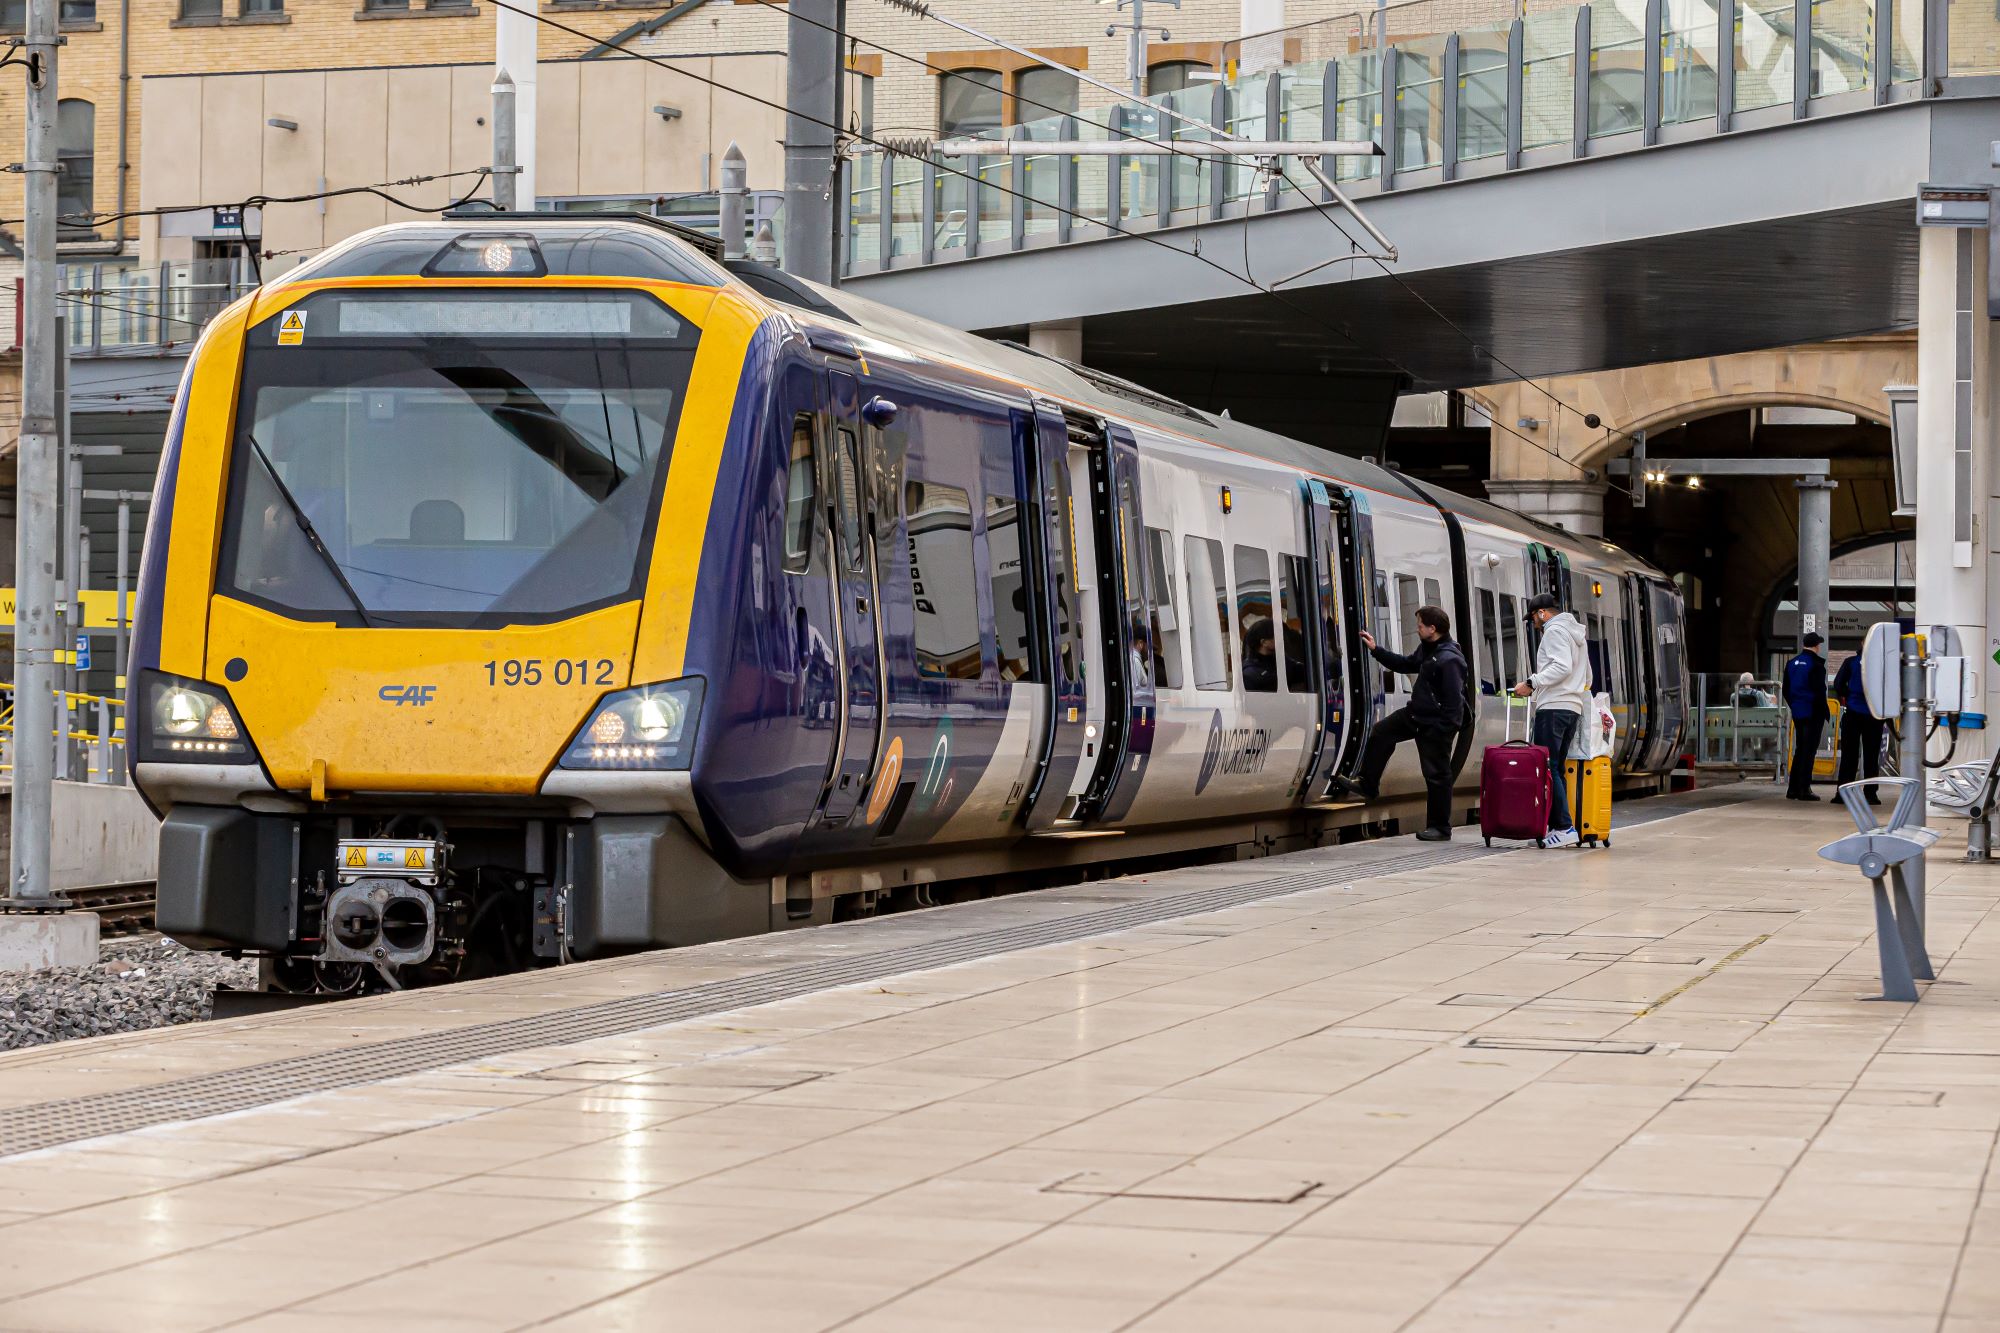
1541 828 1580 849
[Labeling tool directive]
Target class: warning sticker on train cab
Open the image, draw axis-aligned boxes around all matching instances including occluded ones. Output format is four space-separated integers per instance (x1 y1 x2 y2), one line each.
277 309 308 345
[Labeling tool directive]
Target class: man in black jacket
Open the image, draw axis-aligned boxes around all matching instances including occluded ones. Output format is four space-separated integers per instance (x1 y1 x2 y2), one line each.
1329 604 1469 841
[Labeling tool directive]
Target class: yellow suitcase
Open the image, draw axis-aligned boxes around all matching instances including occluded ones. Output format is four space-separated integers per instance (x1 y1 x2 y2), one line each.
1564 756 1613 848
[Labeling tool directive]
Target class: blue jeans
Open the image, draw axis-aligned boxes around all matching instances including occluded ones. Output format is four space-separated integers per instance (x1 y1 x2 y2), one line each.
1534 708 1581 831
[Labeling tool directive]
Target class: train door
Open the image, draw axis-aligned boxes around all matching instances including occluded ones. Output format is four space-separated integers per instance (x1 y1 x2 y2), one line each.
811 367 886 827
1080 426 1156 822
1641 578 1688 771
1018 401 1093 830
1624 572 1654 768
1058 416 1154 824
1298 479 1366 800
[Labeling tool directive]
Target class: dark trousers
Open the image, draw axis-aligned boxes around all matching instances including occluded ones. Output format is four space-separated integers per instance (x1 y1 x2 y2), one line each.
1358 706 1456 832
1533 708 1581 831
1836 713 1884 802
1787 715 1826 798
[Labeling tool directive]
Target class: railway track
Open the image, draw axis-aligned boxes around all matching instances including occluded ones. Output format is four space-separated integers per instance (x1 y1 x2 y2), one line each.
67 882 157 936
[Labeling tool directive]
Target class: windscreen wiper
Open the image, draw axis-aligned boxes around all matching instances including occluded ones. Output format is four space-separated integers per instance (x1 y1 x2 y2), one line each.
243 432 375 629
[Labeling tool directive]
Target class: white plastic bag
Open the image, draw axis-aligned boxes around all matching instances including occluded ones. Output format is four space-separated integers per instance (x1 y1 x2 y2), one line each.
1572 692 1616 759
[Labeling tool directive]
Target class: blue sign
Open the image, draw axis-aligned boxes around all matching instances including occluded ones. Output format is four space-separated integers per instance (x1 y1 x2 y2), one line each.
213 206 243 230
74 634 91 672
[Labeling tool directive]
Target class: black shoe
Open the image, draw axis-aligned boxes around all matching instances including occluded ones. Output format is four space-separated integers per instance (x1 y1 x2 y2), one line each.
1329 776 1378 802
1416 827 1452 842
1866 797 1882 807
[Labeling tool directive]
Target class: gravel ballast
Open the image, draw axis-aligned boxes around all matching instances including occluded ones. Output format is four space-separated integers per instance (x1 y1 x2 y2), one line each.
1 937 258 1051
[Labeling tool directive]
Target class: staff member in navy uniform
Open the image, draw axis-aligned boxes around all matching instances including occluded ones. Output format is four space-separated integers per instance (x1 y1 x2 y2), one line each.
1831 650 1884 805
1330 605 1468 841
1782 632 1831 801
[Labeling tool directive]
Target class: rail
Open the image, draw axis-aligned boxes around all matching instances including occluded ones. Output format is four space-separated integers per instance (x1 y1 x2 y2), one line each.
840 0 1988 275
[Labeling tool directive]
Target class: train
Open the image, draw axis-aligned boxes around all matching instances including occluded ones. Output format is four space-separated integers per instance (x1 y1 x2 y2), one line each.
129 212 1688 992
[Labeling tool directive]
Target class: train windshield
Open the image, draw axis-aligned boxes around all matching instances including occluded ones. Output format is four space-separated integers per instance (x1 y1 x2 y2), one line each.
218 289 700 628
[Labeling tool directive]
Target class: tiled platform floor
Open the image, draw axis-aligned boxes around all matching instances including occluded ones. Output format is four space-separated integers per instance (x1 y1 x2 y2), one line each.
2 787 1998 1331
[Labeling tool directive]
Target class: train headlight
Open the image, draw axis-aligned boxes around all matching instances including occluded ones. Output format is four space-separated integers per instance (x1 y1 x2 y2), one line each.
560 679 704 771
137 672 252 763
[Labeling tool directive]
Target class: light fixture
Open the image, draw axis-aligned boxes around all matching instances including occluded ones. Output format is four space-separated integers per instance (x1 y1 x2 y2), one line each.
266 117 299 132
652 104 683 122
1686 475 1702 489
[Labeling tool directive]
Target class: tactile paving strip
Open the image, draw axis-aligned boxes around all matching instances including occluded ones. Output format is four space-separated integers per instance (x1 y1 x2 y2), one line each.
0 842 1508 1157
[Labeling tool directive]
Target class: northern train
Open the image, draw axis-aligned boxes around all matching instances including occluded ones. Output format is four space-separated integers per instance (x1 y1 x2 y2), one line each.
130 213 1689 992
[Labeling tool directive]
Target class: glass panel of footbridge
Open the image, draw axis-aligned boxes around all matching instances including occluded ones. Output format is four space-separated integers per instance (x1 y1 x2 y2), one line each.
1660 0 1720 124
1950 0 2000 73
1588 0 1647 136
1810 0 1874 96
1734 0 1797 111
1521 4 1577 149
1457 21 1512 164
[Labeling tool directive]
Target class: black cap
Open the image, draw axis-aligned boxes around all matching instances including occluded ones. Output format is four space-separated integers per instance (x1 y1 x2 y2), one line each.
1525 593 1561 616
1802 631 1823 647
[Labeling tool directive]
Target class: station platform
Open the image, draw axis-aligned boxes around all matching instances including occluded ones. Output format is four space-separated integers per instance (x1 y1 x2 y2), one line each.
1 783 1998 1332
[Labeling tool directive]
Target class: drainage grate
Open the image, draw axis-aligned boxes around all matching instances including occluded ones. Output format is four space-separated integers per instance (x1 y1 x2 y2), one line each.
0 842 1504 1158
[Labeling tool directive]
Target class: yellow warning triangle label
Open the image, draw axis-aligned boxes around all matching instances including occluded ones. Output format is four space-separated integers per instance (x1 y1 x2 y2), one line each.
277 309 308 345
405 848 426 868
344 846 365 867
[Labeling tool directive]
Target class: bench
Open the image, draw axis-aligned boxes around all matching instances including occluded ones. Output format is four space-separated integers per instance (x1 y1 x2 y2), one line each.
1929 744 2000 862
1816 777 1936 1001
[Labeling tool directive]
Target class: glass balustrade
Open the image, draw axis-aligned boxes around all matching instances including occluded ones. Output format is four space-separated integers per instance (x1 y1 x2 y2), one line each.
830 0 1947 278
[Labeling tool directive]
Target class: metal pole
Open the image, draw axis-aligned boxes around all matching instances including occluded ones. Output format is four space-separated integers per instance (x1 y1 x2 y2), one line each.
782 0 840 283
113 495 129 690
1796 478 1835 650
494 0 537 208
720 142 747 261
1900 632 1929 928
491 69 517 211
1129 0 1147 98
11 0 63 907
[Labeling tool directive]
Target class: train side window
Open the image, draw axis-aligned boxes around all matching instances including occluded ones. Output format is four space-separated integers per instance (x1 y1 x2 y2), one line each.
1185 535 1233 691
906 480 981 679
1586 613 1606 694
1499 592 1522 686
783 413 817 574
1477 587 1502 695
1278 554 1312 695
986 492 1035 683
1395 572 1420 653
1235 545 1277 693
833 426 864 575
1422 577 1442 615
1372 567 1393 693
1145 526 1184 690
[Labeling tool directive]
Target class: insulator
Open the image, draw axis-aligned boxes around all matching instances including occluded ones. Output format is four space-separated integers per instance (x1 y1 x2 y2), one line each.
879 0 930 15
875 136 936 159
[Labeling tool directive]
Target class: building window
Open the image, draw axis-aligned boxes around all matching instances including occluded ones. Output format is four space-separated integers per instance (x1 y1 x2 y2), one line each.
1014 65 1078 121
363 0 410 8
242 0 282 11
180 0 221 15
61 0 95 21
55 98 94 236
0 1 23 26
1147 61 1210 96
852 73 874 137
938 68 1002 138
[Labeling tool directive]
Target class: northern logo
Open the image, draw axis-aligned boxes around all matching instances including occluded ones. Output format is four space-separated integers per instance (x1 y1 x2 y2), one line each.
1194 709 1272 795
379 684 438 706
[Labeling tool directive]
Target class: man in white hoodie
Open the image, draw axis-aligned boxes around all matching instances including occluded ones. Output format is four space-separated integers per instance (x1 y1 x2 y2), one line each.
1512 593 1592 848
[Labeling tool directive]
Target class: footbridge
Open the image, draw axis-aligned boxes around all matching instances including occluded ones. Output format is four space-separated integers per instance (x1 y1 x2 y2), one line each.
836 0 2000 445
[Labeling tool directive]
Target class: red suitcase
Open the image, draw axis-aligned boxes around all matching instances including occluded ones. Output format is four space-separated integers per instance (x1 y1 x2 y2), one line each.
1480 703 1551 846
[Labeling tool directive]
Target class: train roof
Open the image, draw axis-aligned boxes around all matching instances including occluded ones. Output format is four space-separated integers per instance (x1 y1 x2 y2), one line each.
268 215 1658 581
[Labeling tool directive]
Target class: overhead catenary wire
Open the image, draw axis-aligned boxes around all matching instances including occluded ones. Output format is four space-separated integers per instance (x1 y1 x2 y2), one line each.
475 0 1591 484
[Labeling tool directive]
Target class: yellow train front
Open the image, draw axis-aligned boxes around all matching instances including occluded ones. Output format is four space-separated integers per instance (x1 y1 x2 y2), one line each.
131 216 783 992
